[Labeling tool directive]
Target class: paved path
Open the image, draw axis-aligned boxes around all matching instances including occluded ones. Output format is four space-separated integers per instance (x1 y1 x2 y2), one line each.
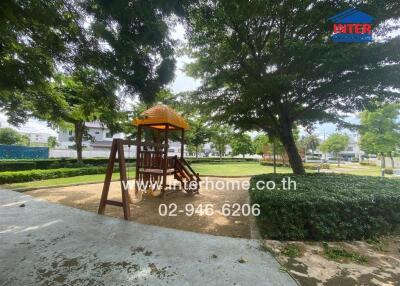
0 190 296 286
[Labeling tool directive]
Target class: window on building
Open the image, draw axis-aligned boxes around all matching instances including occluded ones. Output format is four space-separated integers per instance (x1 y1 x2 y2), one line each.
105 132 112 138
347 147 353 152
95 131 100 135
68 130 73 135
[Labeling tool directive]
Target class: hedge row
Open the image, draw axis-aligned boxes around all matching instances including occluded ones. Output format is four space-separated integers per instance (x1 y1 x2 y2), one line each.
0 158 135 172
188 158 257 164
259 160 330 170
0 167 112 184
0 157 256 172
250 173 400 240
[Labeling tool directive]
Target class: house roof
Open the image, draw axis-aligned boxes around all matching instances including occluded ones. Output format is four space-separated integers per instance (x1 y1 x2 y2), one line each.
133 104 189 130
329 8 375 24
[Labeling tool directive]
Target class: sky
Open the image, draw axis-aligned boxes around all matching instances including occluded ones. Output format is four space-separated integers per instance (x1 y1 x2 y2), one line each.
0 23 359 139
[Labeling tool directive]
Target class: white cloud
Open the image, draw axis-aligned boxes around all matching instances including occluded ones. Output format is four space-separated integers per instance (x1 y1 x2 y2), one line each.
0 113 57 136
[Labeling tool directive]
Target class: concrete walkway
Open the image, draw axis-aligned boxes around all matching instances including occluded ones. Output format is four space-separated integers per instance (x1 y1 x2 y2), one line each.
0 190 296 286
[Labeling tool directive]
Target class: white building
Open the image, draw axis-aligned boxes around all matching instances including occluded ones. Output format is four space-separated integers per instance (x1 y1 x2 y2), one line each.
20 132 52 145
307 134 364 162
58 121 124 150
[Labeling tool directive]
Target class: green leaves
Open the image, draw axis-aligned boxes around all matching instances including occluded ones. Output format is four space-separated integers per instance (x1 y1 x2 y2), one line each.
186 0 400 173
320 133 349 154
230 133 254 157
359 104 400 156
0 128 29 146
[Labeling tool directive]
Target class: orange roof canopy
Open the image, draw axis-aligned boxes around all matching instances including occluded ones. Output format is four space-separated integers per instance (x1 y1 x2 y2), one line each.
133 104 189 130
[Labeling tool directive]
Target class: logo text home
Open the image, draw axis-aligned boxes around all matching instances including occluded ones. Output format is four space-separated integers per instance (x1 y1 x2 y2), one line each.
329 8 375 43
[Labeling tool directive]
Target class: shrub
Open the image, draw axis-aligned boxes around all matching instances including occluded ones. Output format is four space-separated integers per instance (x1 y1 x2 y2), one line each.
188 157 256 164
360 161 376 166
259 160 289 167
303 163 330 170
0 167 112 184
385 168 394 175
0 161 36 172
0 158 135 172
250 173 400 240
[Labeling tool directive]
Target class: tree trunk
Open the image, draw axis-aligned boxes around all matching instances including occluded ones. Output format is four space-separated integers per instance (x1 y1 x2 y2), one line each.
195 145 199 159
74 121 84 162
381 152 386 177
279 121 305 175
242 154 245 159
337 153 340 167
389 153 395 169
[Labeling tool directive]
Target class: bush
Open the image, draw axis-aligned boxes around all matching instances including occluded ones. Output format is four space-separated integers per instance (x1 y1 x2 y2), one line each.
385 168 394 175
250 173 400 240
188 157 257 164
360 161 375 166
303 163 330 170
0 158 135 172
0 161 36 172
259 160 289 167
0 167 111 184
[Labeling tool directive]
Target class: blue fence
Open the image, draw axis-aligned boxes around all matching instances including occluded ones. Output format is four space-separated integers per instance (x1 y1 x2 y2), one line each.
0 145 49 159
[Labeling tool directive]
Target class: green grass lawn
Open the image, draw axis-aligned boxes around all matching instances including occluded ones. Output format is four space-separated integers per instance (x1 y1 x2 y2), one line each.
328 163 396 177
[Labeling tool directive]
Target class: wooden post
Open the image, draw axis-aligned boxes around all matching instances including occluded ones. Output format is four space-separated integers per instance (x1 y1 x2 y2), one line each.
135 126 142 195
273 140 276 174
162 124 169 196
117 139 131 220
98 139 118 214
181 128 184 159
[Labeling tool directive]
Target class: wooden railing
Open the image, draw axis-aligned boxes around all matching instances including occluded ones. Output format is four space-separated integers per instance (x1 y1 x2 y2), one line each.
137 150 176 170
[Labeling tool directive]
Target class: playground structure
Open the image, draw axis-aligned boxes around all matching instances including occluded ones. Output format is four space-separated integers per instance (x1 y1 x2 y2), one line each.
98 104 201 220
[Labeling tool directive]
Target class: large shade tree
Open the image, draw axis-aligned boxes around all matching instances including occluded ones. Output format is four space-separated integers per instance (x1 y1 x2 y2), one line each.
0 0 187 123
0 0 81 125
47 71 121 161
186 0 400 174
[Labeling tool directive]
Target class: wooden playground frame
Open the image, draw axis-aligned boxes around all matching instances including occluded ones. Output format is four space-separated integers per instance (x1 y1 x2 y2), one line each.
98 121 200 220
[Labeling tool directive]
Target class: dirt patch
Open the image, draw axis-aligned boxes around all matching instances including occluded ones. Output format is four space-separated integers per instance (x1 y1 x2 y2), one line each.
25 177 251 238
264 237 400 285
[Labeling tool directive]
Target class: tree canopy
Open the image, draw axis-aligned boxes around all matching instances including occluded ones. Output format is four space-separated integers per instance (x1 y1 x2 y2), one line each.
320 133 349 166
0 127 29 145
186 0 400 174
359 104 400 167
230 133 254 158
0 0 187 124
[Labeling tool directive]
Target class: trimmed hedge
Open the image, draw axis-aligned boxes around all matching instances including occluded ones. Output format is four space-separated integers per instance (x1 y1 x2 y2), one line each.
187 157 257 164
259 160 289 167
0 167 112 184
0 161 36 172
259 160 330 170
0 157 254 172
250 173 400 240
0 158 135 172
303 163 330 170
